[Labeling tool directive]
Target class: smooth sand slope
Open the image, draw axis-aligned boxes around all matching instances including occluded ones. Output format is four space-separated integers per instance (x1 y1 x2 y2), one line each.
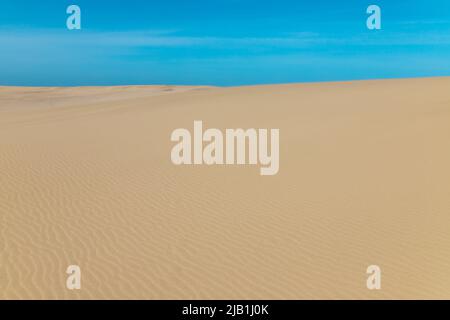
1 78 450 299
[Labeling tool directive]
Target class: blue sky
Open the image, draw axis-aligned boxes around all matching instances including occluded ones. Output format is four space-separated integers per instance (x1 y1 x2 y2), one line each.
1 0 450 86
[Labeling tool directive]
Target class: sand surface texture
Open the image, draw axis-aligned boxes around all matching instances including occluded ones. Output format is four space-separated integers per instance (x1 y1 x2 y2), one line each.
1 78 450 299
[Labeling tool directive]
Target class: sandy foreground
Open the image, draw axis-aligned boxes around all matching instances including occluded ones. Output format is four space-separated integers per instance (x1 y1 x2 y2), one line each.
1 78 450 299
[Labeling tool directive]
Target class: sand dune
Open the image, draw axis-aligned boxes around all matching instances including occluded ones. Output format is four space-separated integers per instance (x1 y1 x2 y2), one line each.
1 78 450 299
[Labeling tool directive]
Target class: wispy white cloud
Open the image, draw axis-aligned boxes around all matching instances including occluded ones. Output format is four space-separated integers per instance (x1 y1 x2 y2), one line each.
395 19 450 26
2 27 450 52
0 28 324 48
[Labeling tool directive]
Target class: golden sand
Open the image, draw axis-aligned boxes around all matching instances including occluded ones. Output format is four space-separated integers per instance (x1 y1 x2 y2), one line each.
1 78 450 299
